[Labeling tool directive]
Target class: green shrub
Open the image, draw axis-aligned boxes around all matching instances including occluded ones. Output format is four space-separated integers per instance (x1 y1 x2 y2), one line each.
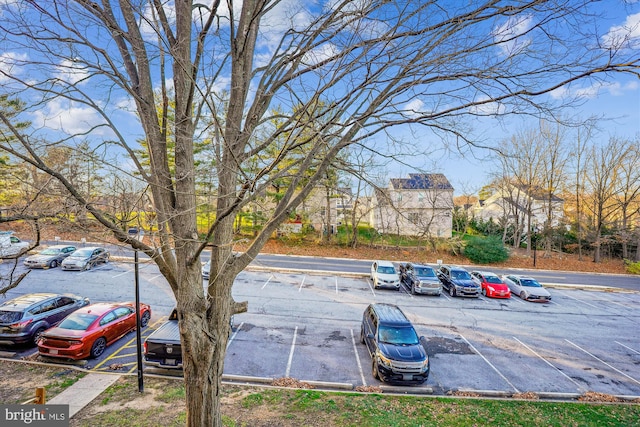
464 236 509 264
624 259 640 275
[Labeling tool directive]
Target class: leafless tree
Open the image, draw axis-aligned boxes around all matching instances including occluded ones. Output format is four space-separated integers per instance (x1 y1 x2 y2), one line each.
583 137 632 262
0 1 638 425
613 138 640 259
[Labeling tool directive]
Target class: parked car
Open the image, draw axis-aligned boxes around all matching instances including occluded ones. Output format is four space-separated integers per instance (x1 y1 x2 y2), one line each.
37 301 151 360
503 275 551 302
370 261 401 291
0 232 30 257
61 246 110 271
144 308 182 369
436 265 480 298
360 303 429 384
398 263 442 296
471 271 511 298
0 293 90 346
202 260 210 281
23 245 76 269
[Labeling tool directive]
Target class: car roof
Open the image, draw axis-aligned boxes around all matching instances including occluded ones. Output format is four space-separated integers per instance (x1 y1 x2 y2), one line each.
76 302 130 316
0 293 59 310
376 260 395 267
369 303 411 326
42 245 75 250
474 271 499 276
409 263 432 268
72 246 103 252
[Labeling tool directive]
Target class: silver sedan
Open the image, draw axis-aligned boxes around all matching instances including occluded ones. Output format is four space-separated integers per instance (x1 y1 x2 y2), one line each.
503 274 551 302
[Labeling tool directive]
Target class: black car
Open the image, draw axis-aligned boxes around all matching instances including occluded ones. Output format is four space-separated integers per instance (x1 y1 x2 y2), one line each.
360 303 429 385
398 263 442 296
0 293 90 346
143 308 183 370
436 265 480 298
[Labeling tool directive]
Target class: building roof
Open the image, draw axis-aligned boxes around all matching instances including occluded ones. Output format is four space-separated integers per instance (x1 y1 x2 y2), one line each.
390 173 453 190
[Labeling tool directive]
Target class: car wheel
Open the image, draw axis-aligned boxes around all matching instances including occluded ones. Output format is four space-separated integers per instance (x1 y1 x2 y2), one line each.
520 291 527 300
49 260 58 268
371 358 380 380
84 262 92 271
449 286 456 297
140 310 151 327
411 284 416 295
360 326 365 344
90 337 107 358
32 327 46 345
482 288 487 297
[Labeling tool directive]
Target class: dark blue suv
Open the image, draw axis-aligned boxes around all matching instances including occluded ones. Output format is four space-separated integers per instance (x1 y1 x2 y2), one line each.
436 265 480 297
360 303 429 385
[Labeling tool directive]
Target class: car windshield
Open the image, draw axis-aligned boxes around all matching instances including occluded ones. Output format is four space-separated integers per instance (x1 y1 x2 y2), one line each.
377 266 396 274
0 310 22 323
40 248 61 255
485 275 503 284
520 278 542 287
70 248 93 257
452 270 471 280
378 325 419 346
58 313 99 330
414 267 435 277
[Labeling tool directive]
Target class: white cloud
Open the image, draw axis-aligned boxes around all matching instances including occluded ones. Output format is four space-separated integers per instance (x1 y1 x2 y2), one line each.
54 59 91 85
493 14 534 56
0 51 28 83
302 43 341 67
602 12 640 49
402 99 426 118
31 99 106 136
469 96 506 115
551 80 638 100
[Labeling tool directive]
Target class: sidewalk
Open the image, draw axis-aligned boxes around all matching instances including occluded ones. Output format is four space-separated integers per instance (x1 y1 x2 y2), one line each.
47 372 122 418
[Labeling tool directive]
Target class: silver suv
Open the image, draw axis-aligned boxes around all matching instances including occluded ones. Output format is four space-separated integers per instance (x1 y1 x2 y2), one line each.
0 293 90 346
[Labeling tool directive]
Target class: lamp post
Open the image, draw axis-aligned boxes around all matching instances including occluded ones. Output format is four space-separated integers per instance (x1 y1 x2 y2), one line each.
532 224 540 268
129 227 145 392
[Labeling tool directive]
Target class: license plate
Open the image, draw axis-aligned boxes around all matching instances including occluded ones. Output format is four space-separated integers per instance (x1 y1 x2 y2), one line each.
402 374 414 381
164 359 176 366
50 349 58 355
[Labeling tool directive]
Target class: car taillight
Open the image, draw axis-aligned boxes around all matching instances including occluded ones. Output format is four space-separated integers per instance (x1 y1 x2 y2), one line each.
9 319 33 329
143 341 147 353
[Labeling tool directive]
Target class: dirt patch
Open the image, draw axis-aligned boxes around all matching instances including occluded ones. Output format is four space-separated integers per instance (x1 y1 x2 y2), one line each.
271 377 315 389
578 391 622 403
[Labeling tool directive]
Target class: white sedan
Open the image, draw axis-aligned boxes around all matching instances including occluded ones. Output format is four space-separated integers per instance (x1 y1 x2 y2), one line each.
503 274 551 302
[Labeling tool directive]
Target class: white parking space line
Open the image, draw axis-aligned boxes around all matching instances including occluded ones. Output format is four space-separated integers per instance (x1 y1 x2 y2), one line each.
565 339 640 386
459 333 519 393
298 276 306 292
616 341 640 355
335 277 338 294
148 274 164 282
285 326 298 377
510 296 526 305
554 291 599 309
366 279 376 298
261 274 274 290
440 292 451 301
513 337 584 392
227 322 244 350
350 329 367 386
478 296 490 303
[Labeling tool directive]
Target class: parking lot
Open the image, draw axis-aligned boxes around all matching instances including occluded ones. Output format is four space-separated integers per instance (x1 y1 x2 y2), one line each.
1 260 639 397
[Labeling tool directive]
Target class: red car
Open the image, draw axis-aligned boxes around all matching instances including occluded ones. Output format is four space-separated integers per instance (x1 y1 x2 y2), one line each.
471 271 511 299
37 302 151 360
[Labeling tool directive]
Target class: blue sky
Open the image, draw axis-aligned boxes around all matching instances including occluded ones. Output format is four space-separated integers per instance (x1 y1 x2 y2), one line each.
1 1 638 197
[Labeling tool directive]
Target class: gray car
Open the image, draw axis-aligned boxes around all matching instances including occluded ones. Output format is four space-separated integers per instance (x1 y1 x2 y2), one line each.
399 263 442 296
61 246 110 271
23 245 77 269
0 292 90 346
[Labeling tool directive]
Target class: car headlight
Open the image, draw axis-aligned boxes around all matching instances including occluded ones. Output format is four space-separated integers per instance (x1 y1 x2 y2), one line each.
487 286 494 292
377 352 392 368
